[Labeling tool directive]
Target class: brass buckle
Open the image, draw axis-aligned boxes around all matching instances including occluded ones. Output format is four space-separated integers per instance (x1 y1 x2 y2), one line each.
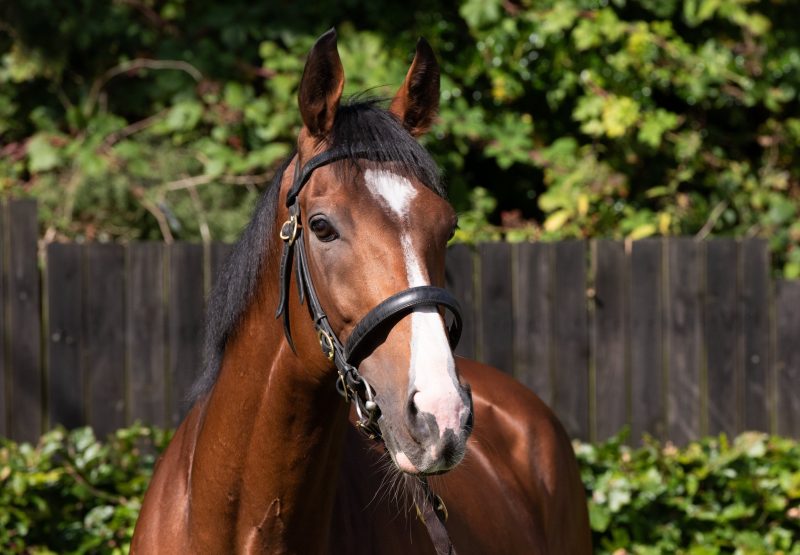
435 494 448 522
279 214 299 245
318 329 335 361
337 372 350 402
415 494 448 523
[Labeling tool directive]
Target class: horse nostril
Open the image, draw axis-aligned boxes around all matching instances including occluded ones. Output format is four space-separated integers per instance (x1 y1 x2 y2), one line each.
407 393 419 417
464 407 474 432
459 384 474 432
406 391 435 442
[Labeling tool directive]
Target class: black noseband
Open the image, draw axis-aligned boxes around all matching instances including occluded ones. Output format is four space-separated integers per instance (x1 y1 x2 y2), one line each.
345 286 462 364
274 147 462 439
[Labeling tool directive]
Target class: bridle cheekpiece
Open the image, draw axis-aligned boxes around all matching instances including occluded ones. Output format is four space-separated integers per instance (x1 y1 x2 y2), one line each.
274 147 463 441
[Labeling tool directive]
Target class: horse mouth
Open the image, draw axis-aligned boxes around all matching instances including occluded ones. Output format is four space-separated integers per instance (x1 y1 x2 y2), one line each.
382 423 469 476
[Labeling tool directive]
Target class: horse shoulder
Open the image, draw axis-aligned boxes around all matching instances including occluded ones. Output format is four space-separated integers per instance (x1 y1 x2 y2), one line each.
456 357 592 554
132 399 207 553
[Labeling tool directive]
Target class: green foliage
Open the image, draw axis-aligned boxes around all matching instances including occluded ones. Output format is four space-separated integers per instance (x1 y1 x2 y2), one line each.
1 425 798 553
0 425 171 554
1 1 799 274
577 431 800 554
448 0 800 276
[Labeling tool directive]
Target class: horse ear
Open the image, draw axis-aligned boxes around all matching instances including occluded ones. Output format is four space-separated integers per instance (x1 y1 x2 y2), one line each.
298 28 345 137
389 38 440 137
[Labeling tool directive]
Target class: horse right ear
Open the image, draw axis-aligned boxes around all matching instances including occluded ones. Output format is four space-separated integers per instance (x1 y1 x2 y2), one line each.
389 37 440 137
298 28 345 138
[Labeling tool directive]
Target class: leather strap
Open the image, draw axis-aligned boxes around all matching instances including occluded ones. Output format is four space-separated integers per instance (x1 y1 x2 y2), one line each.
345 286 461 364
418 478 457 555
285 146 375 207
274 147 459 554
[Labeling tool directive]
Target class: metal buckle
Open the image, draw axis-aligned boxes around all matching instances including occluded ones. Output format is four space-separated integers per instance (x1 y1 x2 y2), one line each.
318 329 335 361
337 372 350 402
279 214 299 245
415 494 448 523
435 494 448 522
353 376 380 440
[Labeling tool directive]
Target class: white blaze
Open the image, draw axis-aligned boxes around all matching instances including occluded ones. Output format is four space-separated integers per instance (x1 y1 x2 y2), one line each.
364 170 463 434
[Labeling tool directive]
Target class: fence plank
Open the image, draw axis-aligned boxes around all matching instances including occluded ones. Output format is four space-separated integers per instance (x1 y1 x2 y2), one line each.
446 244 476 359
513 243 552 403
128 243 167 426
478 243 513 372
552 241 589 440
46 243 84 429
168 243 205 425
7 200 41 443
775 280 800 438
705 240 739 437
666 238 703 444
85 244 126 437
630 240 665 441
594 240 627 441
741 239 770 432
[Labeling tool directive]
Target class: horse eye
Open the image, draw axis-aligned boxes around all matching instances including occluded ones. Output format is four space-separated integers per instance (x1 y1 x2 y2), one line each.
309 216 338 242
448 222 460 241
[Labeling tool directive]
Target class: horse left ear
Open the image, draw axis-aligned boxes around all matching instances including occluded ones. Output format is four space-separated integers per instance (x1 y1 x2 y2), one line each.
389 37 440 137
298 28 345 137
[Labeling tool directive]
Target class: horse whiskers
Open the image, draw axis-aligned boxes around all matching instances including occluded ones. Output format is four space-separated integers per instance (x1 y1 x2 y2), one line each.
366 451 399 510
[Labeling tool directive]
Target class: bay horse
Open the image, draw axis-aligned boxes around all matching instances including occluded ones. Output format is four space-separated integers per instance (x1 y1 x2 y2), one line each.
132 29 591 554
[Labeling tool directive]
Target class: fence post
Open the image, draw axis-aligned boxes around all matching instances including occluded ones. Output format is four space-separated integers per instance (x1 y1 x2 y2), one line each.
6 199 42 443
46 243 84 430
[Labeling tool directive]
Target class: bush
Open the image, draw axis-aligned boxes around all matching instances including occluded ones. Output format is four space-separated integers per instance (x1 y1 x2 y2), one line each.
0 425 171 554
577 431 800 554
2 1 800 275
1 426 798 553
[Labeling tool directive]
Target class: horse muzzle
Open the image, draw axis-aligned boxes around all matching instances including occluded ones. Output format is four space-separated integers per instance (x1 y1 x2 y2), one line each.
383 382 473 475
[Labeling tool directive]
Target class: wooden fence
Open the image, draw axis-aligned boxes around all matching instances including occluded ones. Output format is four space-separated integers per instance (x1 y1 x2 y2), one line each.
1 199 798 444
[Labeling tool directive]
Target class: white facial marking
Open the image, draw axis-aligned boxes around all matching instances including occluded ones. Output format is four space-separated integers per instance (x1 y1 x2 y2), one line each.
364 169 416 218
364 169 464 437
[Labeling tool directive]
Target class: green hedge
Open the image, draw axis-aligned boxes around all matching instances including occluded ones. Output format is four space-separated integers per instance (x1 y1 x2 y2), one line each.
0 426 171 554
1 426 798 554
578 431 800 554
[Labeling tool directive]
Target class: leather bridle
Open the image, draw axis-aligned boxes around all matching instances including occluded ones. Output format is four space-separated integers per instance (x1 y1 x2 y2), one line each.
274 147 461 554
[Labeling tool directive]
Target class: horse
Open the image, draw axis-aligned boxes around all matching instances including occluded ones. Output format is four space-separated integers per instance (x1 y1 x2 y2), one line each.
132 29 591 554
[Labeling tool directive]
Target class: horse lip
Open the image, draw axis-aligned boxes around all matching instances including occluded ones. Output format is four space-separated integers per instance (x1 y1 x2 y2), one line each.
382 433 467 476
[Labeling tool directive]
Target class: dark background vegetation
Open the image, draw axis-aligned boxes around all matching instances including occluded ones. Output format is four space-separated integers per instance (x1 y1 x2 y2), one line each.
1 0 799 274
1 2 800 553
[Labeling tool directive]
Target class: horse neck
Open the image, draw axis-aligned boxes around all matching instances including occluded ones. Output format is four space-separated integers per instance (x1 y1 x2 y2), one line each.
189 239 350 553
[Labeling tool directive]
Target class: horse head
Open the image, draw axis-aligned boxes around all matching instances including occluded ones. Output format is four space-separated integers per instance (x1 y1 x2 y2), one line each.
282 29 473 475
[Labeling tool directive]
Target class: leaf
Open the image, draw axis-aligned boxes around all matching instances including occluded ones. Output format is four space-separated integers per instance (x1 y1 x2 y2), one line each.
577 194 589 216
459 0 502 28
163 101 203 133
27 134 62 172
223 82 251 109
638 109 680 148
573 19 601 51
588 502 611 532
544 209 570 232
629 223 657 239
608 486 631 512
602 96 641 138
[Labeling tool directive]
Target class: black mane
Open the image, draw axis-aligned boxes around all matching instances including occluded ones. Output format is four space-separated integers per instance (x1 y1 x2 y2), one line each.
189 98 444 401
